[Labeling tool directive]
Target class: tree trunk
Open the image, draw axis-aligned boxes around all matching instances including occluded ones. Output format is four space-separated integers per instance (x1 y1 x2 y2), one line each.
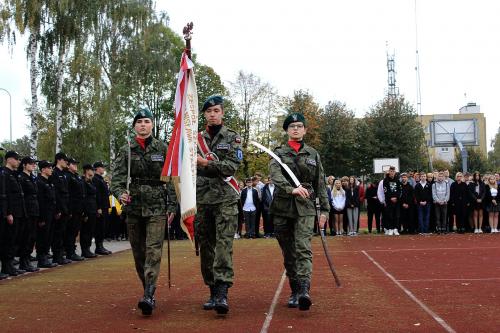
28 32 39 159
55 43 65 153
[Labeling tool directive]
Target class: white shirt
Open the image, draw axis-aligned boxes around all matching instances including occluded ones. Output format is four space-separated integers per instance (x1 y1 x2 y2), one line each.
267 183 275 197
243 188 256 212
377 180 385 205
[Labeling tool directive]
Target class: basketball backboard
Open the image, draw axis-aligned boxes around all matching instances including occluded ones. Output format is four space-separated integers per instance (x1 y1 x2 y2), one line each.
373 158 400 174
430 119 478 147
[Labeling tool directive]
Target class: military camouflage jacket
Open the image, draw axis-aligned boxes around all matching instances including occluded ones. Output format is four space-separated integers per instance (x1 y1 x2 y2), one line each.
110 136 176 217
197 126 242 205
269 142 330 218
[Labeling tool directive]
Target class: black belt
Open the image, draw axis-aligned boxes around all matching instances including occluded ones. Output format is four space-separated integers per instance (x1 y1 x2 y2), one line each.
131 178 165 186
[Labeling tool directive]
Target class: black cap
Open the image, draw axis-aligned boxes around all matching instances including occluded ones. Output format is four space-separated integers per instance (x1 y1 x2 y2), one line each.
283 113 306 131
55 152 68 162
82 164 94 172
68 157 79 165
38 160 53 170
201 95 224 112
5 151 20 160
132 107 154 126
20 156 37 165
93 161 106 169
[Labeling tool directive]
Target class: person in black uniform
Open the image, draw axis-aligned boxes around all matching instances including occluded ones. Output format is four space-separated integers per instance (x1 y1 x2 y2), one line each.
51 152 72 265
399 173 415 234
65 158 85 261
0 147 8 279
93 161 112 255
0 151 27 276
17 156 40 272
36 160 58 268
81 164 98 258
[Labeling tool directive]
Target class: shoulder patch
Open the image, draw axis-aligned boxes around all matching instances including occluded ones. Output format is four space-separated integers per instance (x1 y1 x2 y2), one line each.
235 136 241 144
216 143 231 150
236 148 243 161
305 158 317 166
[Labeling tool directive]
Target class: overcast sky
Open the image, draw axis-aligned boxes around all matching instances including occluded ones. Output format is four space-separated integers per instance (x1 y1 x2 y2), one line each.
1 0 499 149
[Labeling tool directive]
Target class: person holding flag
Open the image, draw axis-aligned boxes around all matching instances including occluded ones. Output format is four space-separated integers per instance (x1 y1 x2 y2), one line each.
196 95 243 315
110 107 177 316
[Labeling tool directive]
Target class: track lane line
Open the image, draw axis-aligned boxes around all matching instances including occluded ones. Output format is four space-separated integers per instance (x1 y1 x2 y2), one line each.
397 277 500 282
362 250 456 333
260 270 287 333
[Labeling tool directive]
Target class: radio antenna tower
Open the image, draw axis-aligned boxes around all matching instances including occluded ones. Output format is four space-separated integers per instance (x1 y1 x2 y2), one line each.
386 42 399 99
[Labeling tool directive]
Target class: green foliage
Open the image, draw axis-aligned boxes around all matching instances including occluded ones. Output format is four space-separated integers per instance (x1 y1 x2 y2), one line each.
0 136 30 156
432 158 453 172
451 147 489 174
488 126 500 171
364 96 427 174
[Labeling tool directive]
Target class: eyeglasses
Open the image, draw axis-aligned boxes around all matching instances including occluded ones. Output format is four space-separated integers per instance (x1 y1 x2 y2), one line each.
288 124 304 130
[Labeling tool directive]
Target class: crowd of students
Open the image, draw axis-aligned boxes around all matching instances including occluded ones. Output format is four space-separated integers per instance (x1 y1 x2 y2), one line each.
326 168 500 236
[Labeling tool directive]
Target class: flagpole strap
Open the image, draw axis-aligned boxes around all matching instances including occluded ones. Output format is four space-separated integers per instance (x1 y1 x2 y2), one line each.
198 132 241 194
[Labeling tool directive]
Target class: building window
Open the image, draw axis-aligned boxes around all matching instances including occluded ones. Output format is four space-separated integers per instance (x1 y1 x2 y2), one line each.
441 147 449 152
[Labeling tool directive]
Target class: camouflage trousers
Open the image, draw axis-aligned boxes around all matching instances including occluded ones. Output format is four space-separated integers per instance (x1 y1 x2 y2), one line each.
127 215 166 288
274 215 315 282
196 203 238 287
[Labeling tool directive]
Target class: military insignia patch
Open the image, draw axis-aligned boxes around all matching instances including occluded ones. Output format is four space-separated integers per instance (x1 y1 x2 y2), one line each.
236 149 243 161
151 154 164 162
292 114 298 121
305 158 317 166
209 99 215 106
217 143 230 150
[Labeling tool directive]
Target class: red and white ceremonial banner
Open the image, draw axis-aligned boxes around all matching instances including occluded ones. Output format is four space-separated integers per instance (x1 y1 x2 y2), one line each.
161 51 198 241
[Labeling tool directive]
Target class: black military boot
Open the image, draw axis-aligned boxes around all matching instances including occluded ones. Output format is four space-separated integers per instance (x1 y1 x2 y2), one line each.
95 244 112 255
214 282 229 314
81 248 97 259
287 279 299 308
0 271 8 280
37 255 57 268
2 259 19 276
298 280 312 311
54 255 72 265
68 253 85 261
203 285 216 310
138 284 156 316
19 257 40 272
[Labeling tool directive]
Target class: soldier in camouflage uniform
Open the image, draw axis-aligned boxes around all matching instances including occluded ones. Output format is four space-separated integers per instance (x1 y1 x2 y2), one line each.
110 107 176 316
196 95 243 315
269 113 329 311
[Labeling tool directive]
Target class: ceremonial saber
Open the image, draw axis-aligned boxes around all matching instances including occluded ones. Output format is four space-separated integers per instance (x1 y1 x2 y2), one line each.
125 130 132 205
167 213 175 289
249 141 341 287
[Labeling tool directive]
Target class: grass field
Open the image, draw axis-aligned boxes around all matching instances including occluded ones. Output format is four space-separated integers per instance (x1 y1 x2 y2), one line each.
1 232 499 333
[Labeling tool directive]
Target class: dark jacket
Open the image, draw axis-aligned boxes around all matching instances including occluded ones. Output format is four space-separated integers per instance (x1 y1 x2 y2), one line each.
484 185 499 206
18 171 39 217
37 176 56 222
366 184 380 209
467 181 485 203
383 176 402 201
415 181 433 204
51 166 70 215
93 173 110 211
84 179 97 216
450 181 469 206
66 171 85 214
0 167 6 217
400 182 415 207
240 187 260 211
345 186 360 208
261 183 275 211
3 167 26 218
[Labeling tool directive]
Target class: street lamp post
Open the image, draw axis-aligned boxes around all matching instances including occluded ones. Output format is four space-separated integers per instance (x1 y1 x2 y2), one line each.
0 87 12 147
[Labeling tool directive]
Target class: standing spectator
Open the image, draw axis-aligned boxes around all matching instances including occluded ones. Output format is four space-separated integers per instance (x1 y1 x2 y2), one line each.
366 180 381 233
51 152 72 265
81 165 98 258
407 171 416 188
331 179 346 235
400 173 415 234
468 172 485 233
485 175 500 233
377 173 386 233
426 172 437 232
383 167 401 236
35 161 58 268
241 178 259 238
261 176 275 238
93 161 112 255
17 157 40 272
432 171 450 234
415 171 433 234
356 178 365 233
341 176 350 233
65 158 85 261
253 173 265 238
345 176 360 236
463 172 474 232
326 176 335 235
450 172 469 233
1 151 27 276
444 169 455 235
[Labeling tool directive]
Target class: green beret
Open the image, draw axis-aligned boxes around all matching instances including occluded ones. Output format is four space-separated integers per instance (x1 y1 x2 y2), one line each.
133 107 153 126
201 95 223 112
283 112 306 130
